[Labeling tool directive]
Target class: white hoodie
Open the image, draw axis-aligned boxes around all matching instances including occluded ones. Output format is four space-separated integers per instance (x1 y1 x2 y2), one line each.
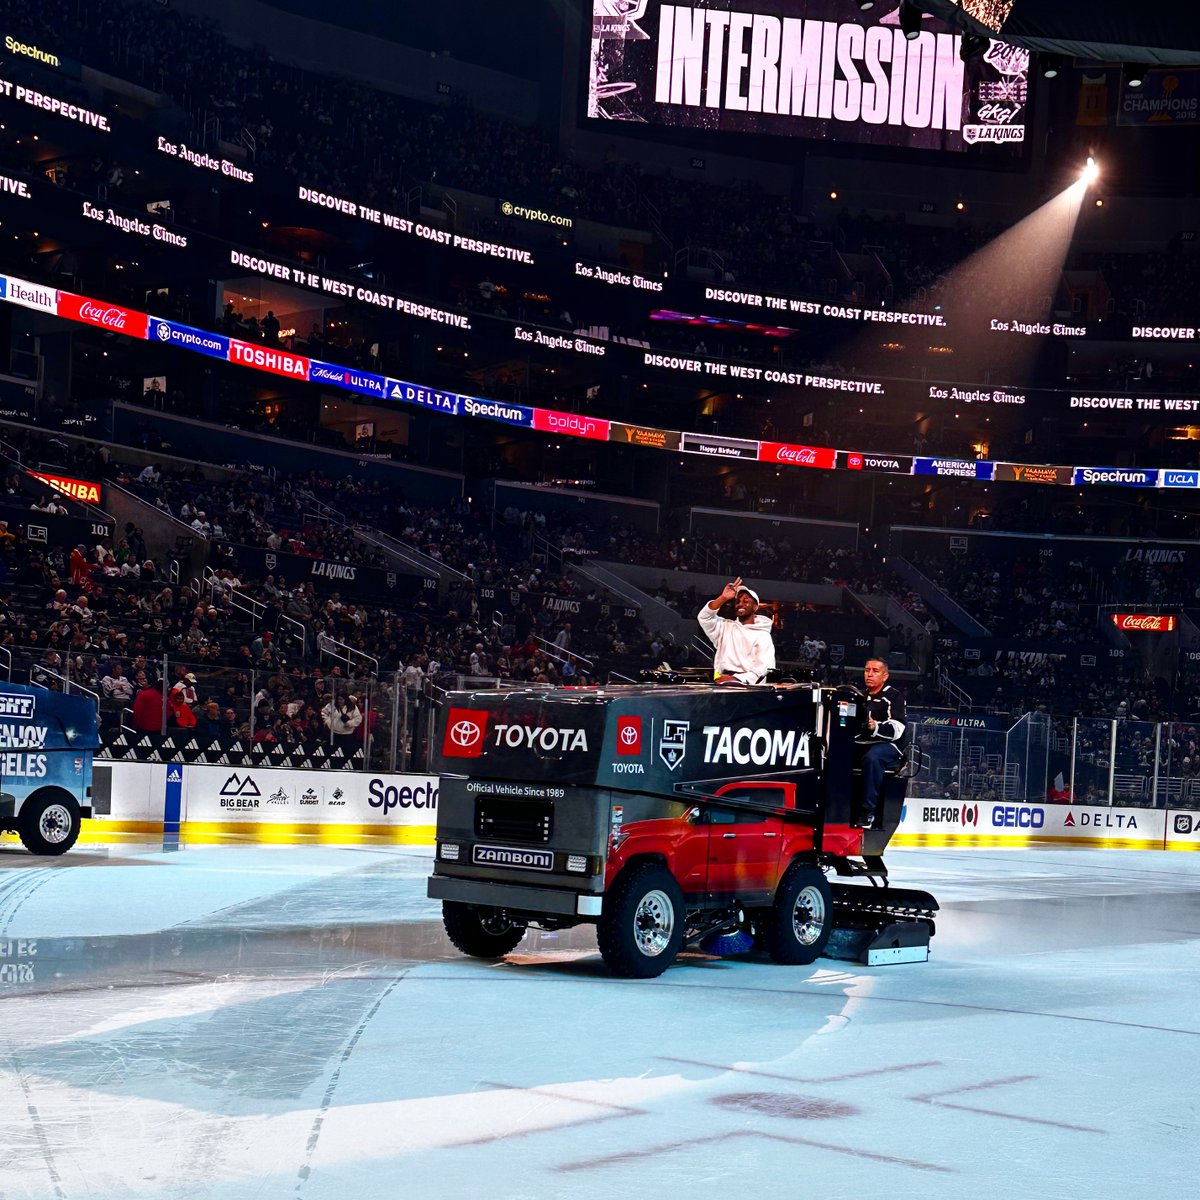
697 604 776 684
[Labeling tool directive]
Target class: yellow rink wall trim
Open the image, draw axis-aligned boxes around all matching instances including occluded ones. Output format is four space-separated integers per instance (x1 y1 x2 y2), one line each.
890 832 1168 851
55 821 1197 852
72 818 436 845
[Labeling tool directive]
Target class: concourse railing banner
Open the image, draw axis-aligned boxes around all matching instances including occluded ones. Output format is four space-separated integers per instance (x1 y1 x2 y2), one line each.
216 543 436 604
2 266 1198 491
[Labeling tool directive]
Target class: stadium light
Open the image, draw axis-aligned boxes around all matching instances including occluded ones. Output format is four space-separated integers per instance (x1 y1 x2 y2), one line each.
1082 156 1099 185
1125 64 1148 88
858 1 876 9
1041 54 1063 79
899 1 922 40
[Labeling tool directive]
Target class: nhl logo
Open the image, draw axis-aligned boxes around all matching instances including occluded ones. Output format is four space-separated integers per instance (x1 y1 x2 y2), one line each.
658 719 689 770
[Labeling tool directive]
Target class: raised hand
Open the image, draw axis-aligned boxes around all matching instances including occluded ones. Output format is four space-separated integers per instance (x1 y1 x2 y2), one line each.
719 577 742 604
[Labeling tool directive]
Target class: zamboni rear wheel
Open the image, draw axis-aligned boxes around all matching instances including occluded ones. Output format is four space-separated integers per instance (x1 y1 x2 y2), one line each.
597 863 685 978
442 902 526 958
765 865 833 965
18 793 81 856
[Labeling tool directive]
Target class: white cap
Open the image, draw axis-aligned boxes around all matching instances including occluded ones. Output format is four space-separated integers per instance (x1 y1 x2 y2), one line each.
737 585 760 604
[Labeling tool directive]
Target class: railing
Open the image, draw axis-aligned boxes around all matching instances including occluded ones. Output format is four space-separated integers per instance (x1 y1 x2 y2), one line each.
910 711 1200 811
29 666 100 707
354 527 471 584
936 664 973 711
317 632 379 677
531 634 594 674
205 567 267 629
891 555 991 637
0 646 11 681
279 612 308 659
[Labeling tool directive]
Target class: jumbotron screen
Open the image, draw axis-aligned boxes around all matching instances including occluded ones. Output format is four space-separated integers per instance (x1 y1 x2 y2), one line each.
587 0 1029 150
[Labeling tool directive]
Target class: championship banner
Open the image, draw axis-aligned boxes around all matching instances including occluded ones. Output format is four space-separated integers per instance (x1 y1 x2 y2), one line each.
1117 68 1200 127
587 1 1030 151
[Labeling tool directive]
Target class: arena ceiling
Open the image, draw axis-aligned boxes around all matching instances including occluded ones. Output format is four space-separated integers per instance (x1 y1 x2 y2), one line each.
920 1 1200 65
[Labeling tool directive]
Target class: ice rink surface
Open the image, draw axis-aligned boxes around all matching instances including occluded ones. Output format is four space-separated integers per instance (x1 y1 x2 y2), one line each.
1 839 1197 1199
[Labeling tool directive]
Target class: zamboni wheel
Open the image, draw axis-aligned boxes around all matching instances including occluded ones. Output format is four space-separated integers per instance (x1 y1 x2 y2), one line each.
442 902 526 958
765 865 833 965
597 863 685 978
18 793 81 856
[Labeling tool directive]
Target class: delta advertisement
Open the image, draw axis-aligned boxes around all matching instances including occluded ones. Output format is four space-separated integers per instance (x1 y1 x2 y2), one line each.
894 800 1169 849
587 0 1030 151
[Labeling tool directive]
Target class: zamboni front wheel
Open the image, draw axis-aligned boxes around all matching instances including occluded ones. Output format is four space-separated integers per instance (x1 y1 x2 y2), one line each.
18 793 81 856
597 863 685 978
765 865 833 965
442 902 526 958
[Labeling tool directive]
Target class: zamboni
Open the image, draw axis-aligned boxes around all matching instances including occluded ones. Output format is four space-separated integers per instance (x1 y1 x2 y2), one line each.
0 681 98 855
428 682 937 977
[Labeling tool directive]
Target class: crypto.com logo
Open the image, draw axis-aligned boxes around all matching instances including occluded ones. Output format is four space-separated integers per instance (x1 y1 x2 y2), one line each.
442 707 490 757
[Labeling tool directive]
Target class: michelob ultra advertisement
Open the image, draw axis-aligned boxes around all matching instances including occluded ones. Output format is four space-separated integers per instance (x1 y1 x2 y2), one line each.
587 0 1029 150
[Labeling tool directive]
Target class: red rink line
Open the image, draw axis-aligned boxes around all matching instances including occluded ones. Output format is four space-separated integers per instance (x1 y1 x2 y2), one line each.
556 1129 953 1174
909 1074 1108 1133
657 1055 942 1083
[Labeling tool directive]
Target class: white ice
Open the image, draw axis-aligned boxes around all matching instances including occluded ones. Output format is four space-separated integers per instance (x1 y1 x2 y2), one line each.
0 841 1196 1199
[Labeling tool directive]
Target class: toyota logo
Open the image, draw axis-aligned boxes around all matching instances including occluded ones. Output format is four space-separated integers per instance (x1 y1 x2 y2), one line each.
450 719 482 748
619 725 638 746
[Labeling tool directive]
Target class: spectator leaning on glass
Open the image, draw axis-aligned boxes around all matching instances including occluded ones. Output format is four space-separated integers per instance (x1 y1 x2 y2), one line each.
697 577 776 685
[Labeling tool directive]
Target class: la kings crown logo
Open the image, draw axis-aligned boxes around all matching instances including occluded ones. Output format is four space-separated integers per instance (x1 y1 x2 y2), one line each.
658 719 688 770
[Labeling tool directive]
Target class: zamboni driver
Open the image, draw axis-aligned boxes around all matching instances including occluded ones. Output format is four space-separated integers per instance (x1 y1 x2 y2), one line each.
698 577 776 685
858 657 907 827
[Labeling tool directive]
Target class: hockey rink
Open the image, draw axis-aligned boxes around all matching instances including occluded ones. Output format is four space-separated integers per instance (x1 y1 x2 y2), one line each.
0 841 1196 1199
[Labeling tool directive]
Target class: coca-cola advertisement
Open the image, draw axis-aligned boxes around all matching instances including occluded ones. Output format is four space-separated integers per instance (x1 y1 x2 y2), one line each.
1112 613 1177 633
758 441 838 470
57 292 149 339
532 408 611 441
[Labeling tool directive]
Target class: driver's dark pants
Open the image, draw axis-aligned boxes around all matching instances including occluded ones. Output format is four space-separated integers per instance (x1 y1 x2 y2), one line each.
860 741 902 826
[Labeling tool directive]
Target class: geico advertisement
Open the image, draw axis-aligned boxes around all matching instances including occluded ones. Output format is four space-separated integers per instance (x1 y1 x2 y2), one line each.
181 764 437 825
898 799 1167 845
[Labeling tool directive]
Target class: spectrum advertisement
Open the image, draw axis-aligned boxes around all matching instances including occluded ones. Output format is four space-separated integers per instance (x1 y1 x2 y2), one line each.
587 1 1030 151
1 269 1197 492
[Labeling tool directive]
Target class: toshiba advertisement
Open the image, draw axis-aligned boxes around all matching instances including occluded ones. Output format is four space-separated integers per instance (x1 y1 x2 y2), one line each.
587 1 1029 150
